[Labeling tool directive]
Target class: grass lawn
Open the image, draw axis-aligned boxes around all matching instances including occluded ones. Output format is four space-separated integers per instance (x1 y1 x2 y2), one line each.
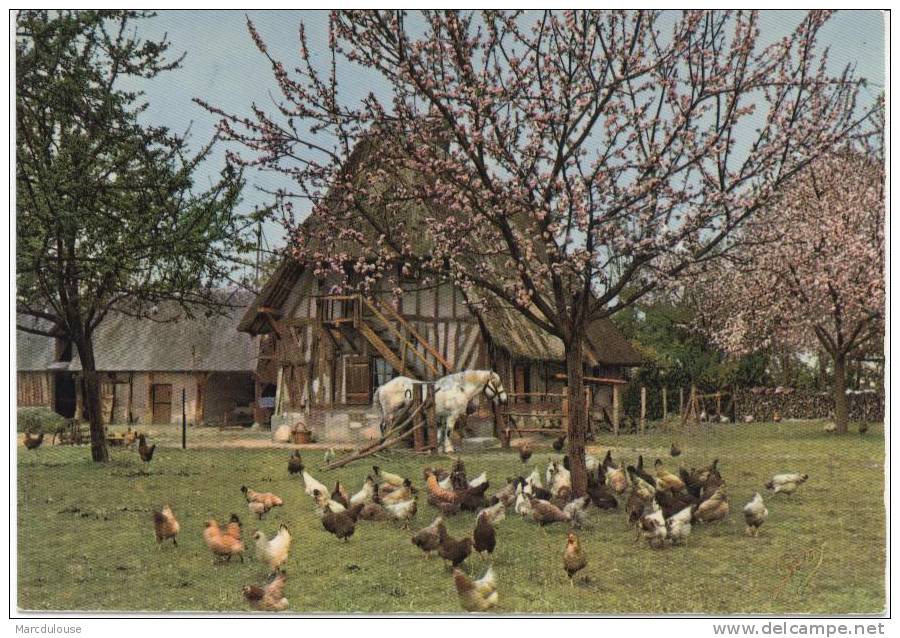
16 420 885 614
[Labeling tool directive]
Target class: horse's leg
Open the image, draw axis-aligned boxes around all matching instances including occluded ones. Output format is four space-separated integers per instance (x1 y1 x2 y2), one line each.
443 413 457 454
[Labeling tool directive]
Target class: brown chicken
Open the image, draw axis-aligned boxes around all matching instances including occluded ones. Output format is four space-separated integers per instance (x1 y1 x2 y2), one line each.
457 482 490 512
529 497 570 525
24 431 44 450
563 532 587 584
321 504 361 541
152 505 179 546
693 486 730 523
438 525 472 568
203 519 244 561
243 572 288 611
137 434 156 463
224 513 242 542
358 493 392 521
473 511 496 557
411 516 446 558
426 471 460 504
519 441 533 464
241 486 284 510
454 567 498 612
670 443 682 457
287 450 303 475
552 435 566 452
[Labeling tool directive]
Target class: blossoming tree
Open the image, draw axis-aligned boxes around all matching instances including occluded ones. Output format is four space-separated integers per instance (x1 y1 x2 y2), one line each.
202 10 868 493
694 150 884 433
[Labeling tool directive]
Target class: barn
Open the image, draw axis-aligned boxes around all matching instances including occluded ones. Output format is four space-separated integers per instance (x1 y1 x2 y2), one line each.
15 291 258 426
239 260 641 443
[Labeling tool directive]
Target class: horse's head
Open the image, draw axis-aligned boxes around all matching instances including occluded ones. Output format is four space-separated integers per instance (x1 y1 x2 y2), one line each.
483 371 508 406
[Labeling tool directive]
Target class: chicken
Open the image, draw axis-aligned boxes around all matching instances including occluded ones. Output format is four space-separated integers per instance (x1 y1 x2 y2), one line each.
301 467 328 497
358 493 392 521
243 572 288 611
457 482 490 512
743 414 754 423
23 431 44 450
429 494 462 516
423 466 450 482
380 478 414 505
519 441 533 463
241 486 284 509
563 532 587 583
313 488 346 517
552 434 566 451
152 505 179 546
254 524 292 572
449 458 469 491
224 513 242 542
476 501 506 526
385 498 417 527
693 486 729 523
628 466 657 501
772 411 782 423
586 474 618 510
473 510 496 557
412 516 446 558
287 450 303 475
138 434 156 463
467 471 488 489
743 492 769 537
454 566 498 612
438 525 473 568
765 472 809 495
203 519 244 561
670 443 682 457
524 468 543 491
605 465 629 495
350 476 376 506
633 455 656 487
529 497 570 525
426 470 459 504
321 504 360 541
547 461 572 497
490 479 518 509
331 481 351 509
666 505 694 544
438 474 454 490
323 447 336 464
640 506 668 549
823 422 837 433
564 496 591 528
654 488 699 519
248 501 271 520
859 422 869 434
654 458 686 492
514 483 532 518
373 465 405 487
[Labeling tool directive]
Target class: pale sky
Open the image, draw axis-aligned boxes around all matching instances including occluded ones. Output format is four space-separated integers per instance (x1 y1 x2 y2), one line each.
124 10 886 254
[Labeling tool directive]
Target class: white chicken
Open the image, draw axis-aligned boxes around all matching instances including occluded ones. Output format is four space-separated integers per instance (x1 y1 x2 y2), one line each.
743 492 769 536
254 524 292 572
666 506 694 544
765 472 808 495
301 469 328 497
349 476 376 506
313 488 346 518
640 507 668 549
384 498 417 527
477 501 506 526
468 471 488 488
514 483 532 517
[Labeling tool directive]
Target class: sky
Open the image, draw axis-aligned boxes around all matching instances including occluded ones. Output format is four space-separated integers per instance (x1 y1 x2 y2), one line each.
123 10 886 254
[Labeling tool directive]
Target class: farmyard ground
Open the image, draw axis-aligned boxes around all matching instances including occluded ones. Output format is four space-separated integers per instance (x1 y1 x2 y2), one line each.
16 420 884 614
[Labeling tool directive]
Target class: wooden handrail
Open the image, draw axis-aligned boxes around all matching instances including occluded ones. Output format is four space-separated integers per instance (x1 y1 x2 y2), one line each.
365 296 453 375
358 297 444 378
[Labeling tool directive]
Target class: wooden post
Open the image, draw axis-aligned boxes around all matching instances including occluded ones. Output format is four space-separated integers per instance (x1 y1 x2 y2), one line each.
425 385 438 450
412 386 425 451
690 384 697 424
612 384 621 436
640 386 646 434
181 388 187 450
716 391 722 418
679 387 684 415
662 387 668 421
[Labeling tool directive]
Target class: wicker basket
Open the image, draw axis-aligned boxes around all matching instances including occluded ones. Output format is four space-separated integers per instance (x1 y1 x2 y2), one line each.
292 430 312 444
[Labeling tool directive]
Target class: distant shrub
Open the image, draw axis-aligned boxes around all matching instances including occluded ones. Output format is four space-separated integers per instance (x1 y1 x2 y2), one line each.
17 407 67 434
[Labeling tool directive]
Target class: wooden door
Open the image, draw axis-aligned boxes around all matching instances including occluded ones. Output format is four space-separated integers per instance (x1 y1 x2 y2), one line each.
151 383 173 424
345 356 371 405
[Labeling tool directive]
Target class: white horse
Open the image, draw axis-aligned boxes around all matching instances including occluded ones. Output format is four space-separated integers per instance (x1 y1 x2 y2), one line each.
372 376 416 435
433 370 507 453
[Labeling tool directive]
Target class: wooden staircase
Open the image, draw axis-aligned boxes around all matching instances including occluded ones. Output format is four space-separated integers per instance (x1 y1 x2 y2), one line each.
317 294 452 380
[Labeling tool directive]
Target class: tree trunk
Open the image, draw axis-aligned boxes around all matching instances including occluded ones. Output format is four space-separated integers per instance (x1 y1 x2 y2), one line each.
74 335 109 462
565 331 588 497
833 353 849 434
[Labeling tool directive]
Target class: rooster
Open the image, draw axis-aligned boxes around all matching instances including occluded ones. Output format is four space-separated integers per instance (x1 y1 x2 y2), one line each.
23 431 44 450
152 505 179 546
243 573 288 611
138 434 156 463
254 524 292 572
454 566 498 612
552 434 566 451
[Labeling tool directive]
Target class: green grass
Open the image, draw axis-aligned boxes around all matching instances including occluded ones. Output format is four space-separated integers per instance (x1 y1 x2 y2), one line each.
17 420 885 614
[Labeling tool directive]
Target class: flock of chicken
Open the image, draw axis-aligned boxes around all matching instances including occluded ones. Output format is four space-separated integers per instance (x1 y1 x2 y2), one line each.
147 440 809 613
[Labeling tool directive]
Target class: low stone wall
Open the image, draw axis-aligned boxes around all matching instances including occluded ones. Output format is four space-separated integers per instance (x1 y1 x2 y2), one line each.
734 388 883 422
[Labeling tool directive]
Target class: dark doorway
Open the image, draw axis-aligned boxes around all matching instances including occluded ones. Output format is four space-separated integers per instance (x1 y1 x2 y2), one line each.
53 372 76 418
151 383 173 424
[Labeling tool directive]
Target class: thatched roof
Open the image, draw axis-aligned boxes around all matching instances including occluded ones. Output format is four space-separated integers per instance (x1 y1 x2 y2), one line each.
16 316 57 372
17 291 257 373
